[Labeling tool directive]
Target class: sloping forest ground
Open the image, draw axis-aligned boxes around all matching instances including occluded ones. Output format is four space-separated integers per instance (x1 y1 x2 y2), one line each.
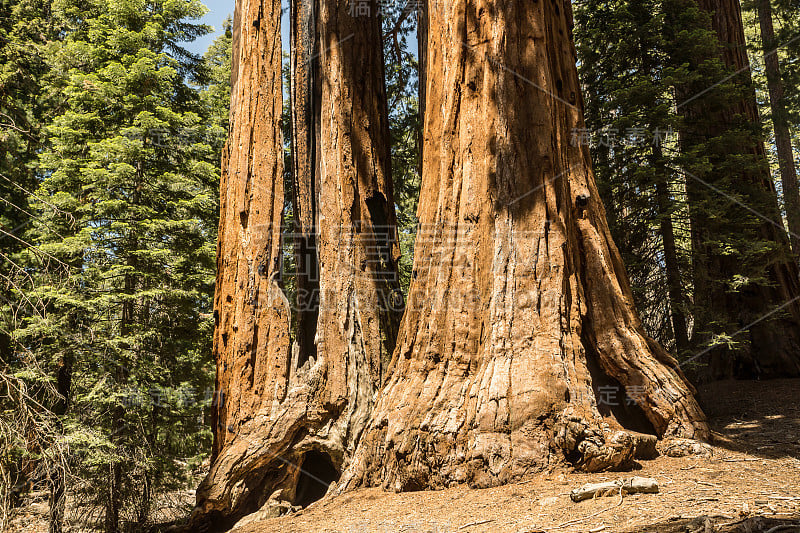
235 379 800 533
9 379 800 532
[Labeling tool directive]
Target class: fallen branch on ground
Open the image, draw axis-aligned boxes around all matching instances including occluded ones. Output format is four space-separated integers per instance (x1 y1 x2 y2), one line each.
570 477 659 502
544 487 625 530
458 519 495 530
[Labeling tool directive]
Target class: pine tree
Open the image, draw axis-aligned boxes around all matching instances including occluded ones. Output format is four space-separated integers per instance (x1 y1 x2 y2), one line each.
201 17 233 137
13 0 223 529
0 1 68 528
0 0 56 247
0 0 57 359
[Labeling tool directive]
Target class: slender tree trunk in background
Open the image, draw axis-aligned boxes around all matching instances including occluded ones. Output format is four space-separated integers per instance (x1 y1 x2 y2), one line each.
104 459 121 533
48 254 82 533
105 400 124 529
594 147 620 234
339 0 708 493
102 254 136 533
105 242 136 533
675 0 800 379
192 0 401 528
291 0 320 365
652 145 690 355
757 0 800 260
48 353 72 533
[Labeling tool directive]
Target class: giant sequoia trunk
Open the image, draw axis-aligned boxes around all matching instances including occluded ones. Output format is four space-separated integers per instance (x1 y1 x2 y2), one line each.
338 0 709 492
192 0 401 528
674 0 800 379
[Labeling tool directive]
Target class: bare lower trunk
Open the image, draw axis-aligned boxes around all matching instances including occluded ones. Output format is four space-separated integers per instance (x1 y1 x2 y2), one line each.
192 0 401 528
757 0 800 260
48 353 72 533
339 0 708 493
105 404 123 533
657 182 690 355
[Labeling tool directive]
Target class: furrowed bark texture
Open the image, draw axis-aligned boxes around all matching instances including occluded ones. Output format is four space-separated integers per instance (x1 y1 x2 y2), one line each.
206 0 288 466
338 0 709 493
193 0 402 529
679 0 800 379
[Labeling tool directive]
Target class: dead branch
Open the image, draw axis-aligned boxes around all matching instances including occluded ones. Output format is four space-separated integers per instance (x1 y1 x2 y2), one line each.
570 477 659 502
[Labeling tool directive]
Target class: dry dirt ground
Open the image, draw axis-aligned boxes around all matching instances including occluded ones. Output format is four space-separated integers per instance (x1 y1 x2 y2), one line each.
233 379 800 533
8 379 800 533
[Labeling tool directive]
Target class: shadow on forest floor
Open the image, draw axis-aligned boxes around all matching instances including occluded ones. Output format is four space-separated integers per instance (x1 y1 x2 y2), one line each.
621 513 800 532
696 379 800 461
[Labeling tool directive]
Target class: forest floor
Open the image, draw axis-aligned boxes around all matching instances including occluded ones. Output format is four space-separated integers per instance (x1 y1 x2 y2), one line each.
233 379 800 533
7 379 800 533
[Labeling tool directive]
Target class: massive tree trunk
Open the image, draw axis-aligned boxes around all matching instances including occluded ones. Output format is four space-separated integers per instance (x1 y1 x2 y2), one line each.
192 0 401 528
673 0 800 379
338 0 709 493
756 0 800 261
203 0 288 469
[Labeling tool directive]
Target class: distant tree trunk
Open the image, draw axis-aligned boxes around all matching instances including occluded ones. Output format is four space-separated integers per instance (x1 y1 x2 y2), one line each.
757 0 800 260
417 0 427 177
192 0 401 528
48 353 72 533
106 349 127 530
105 219 137 533
674 0 800 379
652 145 690 355
338 0 708 493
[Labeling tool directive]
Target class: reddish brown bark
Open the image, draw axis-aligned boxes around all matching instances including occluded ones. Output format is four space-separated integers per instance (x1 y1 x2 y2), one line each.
206 0 289 466
338 0 708 493
192 0 402 528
